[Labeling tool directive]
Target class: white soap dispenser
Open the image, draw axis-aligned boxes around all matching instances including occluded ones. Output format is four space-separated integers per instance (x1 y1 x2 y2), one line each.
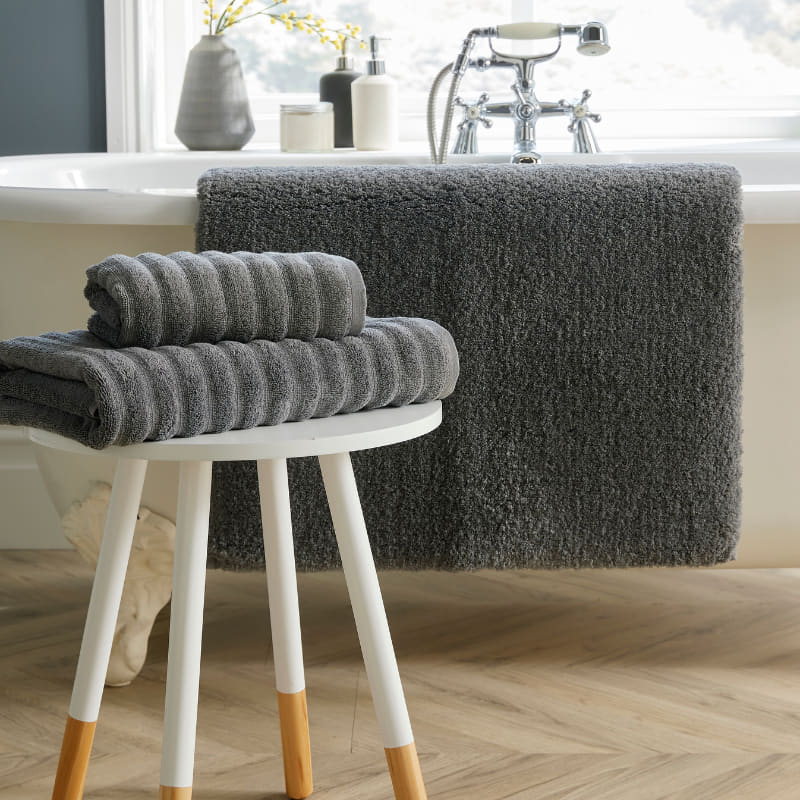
351 35 398 151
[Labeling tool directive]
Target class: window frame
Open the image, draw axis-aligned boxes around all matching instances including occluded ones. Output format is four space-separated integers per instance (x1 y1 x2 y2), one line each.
105 0 196 152
104 0 800 153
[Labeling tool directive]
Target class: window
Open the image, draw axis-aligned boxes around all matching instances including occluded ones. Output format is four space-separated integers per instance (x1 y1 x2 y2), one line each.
107 0 800 151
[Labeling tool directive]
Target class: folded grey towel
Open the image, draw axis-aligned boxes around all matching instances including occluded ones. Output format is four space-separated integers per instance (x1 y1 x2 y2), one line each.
0 318 458 449
84 250 367 348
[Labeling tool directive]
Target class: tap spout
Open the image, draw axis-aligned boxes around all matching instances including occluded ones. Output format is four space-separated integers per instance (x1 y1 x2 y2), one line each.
437 22 609 163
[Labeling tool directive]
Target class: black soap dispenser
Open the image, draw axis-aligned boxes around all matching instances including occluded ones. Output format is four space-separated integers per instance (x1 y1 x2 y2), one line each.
319 39 361 148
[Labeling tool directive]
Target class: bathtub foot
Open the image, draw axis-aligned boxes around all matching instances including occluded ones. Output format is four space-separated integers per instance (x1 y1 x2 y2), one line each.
61 484 176 686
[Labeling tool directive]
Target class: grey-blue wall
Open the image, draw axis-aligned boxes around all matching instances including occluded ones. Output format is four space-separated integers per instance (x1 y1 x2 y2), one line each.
0 0 106 156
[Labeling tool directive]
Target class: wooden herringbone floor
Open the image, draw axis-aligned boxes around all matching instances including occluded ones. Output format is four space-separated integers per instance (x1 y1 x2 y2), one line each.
2 550 800 799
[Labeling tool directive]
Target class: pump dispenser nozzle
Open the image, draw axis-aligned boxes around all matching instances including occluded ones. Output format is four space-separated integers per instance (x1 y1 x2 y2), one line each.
366 35 390 76
336 37 354 71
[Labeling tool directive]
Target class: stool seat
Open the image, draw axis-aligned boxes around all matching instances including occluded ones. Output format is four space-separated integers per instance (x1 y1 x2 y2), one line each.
28 401 442 462
42 403 440 800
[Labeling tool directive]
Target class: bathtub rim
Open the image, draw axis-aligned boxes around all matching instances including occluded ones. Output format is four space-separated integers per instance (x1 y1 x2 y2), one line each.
0 146 798 226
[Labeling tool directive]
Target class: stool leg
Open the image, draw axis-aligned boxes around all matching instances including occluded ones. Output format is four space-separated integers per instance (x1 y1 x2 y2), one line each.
159 461 212 800
318 452 427 800
257 459 313 800
53 458 148 800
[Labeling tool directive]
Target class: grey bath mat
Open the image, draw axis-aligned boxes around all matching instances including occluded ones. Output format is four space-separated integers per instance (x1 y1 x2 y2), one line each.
197 163 743 571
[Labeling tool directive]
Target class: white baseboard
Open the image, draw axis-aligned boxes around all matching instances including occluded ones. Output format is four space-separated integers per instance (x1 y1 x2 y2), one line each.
0 427 68 549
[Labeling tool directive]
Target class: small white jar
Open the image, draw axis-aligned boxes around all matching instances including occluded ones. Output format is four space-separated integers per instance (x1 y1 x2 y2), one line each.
280 103 334 153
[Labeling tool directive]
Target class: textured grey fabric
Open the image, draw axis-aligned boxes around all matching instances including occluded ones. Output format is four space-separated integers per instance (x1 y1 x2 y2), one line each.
0 319 458 449
85 250 367 347
197 163 743 571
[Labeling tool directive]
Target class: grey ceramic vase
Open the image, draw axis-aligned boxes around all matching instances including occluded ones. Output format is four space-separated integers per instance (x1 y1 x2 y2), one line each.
175 35 255 150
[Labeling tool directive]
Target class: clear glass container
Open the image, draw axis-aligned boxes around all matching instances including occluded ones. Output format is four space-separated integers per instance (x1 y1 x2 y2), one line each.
279 102 334 153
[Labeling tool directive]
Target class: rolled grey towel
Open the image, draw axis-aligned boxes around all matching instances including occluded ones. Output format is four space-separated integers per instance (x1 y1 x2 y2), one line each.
84 250 367 348
0 317 458 449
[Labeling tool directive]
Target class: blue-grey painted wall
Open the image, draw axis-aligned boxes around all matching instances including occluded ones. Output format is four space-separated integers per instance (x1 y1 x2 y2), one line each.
0 0 106 156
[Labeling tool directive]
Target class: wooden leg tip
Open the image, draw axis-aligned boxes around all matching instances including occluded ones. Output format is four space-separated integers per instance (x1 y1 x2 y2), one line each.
158 786 192 799
52 716 96 800
277 689 313 798
385 742 427 800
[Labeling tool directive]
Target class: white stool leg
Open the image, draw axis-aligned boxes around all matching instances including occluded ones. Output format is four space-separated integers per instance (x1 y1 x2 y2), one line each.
257 459 312 800
159 461 212 800
53 458 148 800
318 452 427 800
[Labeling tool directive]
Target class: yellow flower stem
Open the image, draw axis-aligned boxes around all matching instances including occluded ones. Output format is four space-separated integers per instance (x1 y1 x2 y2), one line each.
205 0 219 34
219 7 321 32
204 0 224 33
224 8 281 27
201 0 367 48
219 0 242 33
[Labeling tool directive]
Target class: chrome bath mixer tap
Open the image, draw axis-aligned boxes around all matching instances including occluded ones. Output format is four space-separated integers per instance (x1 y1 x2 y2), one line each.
428 22 610 164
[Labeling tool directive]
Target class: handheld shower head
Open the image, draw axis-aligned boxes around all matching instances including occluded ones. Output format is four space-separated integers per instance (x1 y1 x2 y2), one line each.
577 22 610 56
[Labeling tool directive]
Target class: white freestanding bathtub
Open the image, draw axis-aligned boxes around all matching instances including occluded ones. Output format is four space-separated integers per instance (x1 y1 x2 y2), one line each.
1 146 799 567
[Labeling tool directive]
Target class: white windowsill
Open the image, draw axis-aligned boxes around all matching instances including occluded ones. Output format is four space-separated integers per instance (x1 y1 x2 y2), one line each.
153 136 800 155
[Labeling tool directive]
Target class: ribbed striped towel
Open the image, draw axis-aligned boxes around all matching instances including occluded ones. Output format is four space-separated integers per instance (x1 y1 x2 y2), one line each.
0 317 458 449
84 250 367 348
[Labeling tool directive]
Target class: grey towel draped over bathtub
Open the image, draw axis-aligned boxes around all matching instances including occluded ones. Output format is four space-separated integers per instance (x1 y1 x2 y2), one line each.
197 162 743 571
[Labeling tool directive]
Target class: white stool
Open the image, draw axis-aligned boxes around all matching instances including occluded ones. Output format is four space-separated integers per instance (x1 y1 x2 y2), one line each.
32 402 441 800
